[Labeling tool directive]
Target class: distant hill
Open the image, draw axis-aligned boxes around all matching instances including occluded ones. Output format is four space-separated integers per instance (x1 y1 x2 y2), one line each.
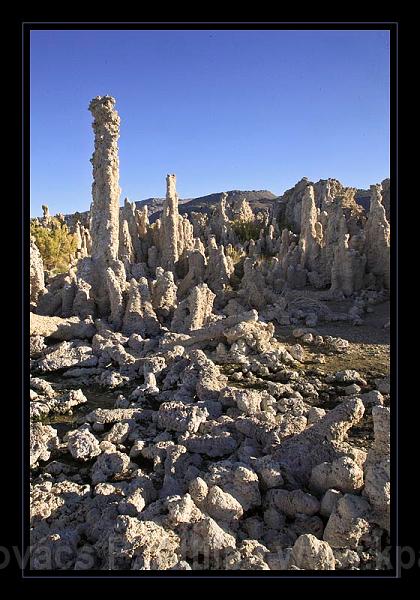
180 189 277 213
140 190 278 223
62 190 278 227
134 196 192 221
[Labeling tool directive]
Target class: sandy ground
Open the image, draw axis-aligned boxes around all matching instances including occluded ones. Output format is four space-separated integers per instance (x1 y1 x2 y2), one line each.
277 299 390 380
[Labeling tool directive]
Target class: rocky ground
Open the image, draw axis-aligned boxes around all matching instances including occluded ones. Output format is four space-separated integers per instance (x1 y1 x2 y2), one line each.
30 298 390 571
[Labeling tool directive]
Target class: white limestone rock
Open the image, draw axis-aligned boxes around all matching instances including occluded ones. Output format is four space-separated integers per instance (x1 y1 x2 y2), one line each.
67 428 101 461
157 402 209 434
364 183 390 289
186 515 236 561
309 456 364 495
91 450 131 484
171 283 216 333
152 267 178 318
88 96 123 316
204 485 244 523
30 238 46 304
268 488 320 518
273 398 366 485
291 534 335 570
323 494 371 549
33 340 98 373
30 313 96 340
30 422 59 468
108 516 180 570
363 406 390 531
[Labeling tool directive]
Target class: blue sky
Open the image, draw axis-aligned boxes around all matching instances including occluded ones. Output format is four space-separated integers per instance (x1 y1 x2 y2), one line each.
30 29 390 217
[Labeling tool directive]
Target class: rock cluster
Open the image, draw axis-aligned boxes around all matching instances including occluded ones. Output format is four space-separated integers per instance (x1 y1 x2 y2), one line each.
29 96 391 572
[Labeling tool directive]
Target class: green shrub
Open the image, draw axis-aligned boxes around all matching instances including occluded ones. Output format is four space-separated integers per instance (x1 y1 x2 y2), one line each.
225 245 244 265
30 217 77 274
231 219 261 243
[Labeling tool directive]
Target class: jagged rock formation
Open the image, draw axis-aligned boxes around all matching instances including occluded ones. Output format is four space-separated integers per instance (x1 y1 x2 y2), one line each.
232 196 254 222
152 267 178 320
330 212 366 297
364 184 390 290
380 178 390 222
29 95 391 572
122 278 160 337
171 283 216 333
363 406 390 531
74 222 91 258
299 185 322 273
33 170 391 313
177 245 207 299
30 238 45 304
160 174 181 270
89 96 121 264
119 198 144 265
205 237 234 296
82 96 126 317
212 192 230 244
